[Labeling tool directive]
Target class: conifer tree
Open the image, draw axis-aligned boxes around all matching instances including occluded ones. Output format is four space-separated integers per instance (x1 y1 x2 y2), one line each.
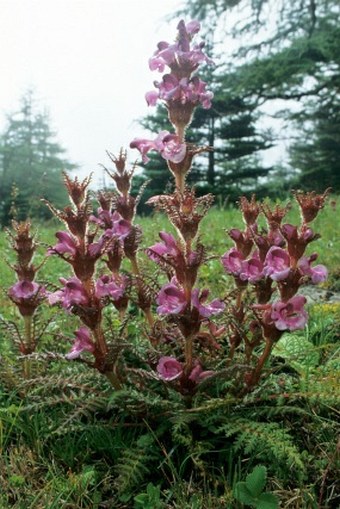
0 90 77 225
178 0 340 192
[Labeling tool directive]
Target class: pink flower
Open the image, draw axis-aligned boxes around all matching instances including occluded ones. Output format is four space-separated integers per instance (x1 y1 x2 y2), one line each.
282 224 316 243
147 74 181 103
147 231 181 262
88 212 131 257
145 90 159 106
191 288 225 318
309 264 328 284
130 137 158 164
156 280 187 315
48 231 77 257
160 133 187 163
222 248 264 283
281 223 298 240
263 246 291 281
157 356 183 381
240 257 263 283
271 295 308 331
229 228 243 242
298 256 328 284
8 280 42 301
148 20 213 73
188 363 214 383
65 327 95 360
147 75 213 109
184 20 201 35
48 277 89 310
87 235 108 257
268 229 285 246
130 130 186 164
228 228 254 257
186 76 213 108
89 208 113 228
8 280 46 315
149 42 175 72
90 210 130 237
221 248 244 276
106 212 131 238
95 274 127 300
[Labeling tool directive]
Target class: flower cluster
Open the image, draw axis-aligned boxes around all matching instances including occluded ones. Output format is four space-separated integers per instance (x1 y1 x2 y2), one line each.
43 167 138 380
218 194 328 388
130 20 213 189
146 74 213 111
42 147 159 384
221 197 327 334
6 221 46 355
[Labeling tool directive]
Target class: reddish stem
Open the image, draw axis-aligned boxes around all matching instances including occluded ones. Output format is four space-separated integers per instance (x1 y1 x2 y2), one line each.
23 315 33 378
184 334 194 375
175 173 185 194
93 324 108 357
248 337 274 388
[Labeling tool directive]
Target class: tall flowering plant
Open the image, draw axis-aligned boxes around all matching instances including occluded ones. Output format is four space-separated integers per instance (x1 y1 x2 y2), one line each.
4 221 46 376
5 223 46 349
129 20 329 394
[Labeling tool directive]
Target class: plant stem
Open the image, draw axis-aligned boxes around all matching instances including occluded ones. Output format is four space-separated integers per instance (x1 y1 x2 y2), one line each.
82 278 94 295
105 370 122 390
184 334 194 375
144 307 154 327
23 315 33 378
24 315 33 352
248 338 274 388
227 343 235 366
236 290 243 309
130 255 140 276
175 173 185 194
176 125 185 142
93 324 108 357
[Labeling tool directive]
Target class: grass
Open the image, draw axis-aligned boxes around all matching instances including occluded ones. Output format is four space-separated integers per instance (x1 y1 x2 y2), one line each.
0 200 339 508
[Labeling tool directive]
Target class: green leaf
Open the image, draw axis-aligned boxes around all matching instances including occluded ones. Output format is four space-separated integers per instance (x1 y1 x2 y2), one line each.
245 465 267 497
257 492 279 509
79 466 96 488
146 482 161 499
134 493 148 507
9 475 25 487
134 483 163 509
136 433 154 448
119 493 132 503
234 482 257 506
273 333 319 374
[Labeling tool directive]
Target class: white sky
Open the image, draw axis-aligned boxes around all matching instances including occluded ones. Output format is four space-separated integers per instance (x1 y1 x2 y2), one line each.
0 0 184 185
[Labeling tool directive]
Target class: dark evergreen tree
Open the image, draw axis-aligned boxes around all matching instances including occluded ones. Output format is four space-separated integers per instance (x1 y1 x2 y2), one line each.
0 90 77 225
290 98 340 192
178 0 340 192
188 86 273 200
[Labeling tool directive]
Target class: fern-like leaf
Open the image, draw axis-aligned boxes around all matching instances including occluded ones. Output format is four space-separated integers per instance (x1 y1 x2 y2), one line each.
114 433 160 495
